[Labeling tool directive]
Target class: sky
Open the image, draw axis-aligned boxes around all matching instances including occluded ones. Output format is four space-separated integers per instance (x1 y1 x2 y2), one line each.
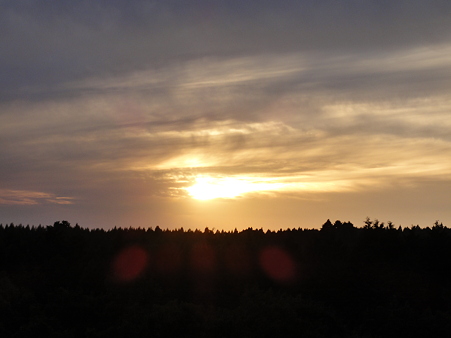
1 0 451 230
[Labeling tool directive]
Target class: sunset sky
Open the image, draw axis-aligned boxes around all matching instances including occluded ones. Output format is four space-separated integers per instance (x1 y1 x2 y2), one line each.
1 0 451 230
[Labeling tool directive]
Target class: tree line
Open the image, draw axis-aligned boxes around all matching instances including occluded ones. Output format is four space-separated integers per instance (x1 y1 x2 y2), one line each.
0 219 450 337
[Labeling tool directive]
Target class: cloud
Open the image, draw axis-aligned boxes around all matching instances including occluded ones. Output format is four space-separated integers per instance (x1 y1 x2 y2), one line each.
1 45 451 203
2 0 451 100
0 189 74 205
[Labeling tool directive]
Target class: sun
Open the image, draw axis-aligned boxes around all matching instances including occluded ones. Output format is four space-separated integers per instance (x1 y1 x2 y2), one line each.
185 176 255 200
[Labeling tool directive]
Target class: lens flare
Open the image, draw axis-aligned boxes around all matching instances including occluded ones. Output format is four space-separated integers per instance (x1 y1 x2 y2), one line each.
259 246 297 284
112 245 148 282
190 242 216 274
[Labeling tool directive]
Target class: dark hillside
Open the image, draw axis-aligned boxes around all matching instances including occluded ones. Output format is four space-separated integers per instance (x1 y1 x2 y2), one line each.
1 219 450 337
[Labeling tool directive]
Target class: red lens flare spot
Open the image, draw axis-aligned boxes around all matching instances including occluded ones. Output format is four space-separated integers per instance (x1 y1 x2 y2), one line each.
112 245 148 282
224 244 252 277
259 246 297 284
156 243 182 275
190 242 216 274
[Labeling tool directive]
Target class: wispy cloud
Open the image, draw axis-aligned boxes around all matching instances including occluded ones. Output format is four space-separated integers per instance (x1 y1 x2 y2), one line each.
0 189 75 206
2 47 451 200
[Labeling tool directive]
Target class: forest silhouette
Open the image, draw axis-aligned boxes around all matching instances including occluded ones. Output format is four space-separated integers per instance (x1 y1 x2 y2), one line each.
1 219 450 337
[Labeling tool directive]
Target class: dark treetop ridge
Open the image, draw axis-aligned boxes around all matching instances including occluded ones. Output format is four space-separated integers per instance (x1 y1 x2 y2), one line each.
0 219 450 337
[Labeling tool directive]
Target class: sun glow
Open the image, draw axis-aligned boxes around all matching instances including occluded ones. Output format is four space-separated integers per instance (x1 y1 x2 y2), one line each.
185 176 278 200
184 170 381 201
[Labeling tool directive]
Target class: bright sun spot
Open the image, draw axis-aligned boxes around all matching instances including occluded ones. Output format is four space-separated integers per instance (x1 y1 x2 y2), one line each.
183 172 362 200
185 176 276 200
